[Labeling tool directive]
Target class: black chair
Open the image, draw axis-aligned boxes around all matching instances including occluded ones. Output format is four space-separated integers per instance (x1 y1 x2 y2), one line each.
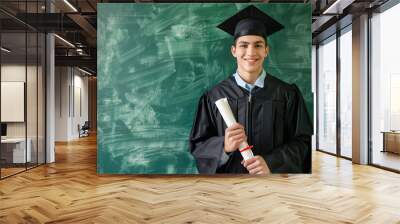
79 121 90 138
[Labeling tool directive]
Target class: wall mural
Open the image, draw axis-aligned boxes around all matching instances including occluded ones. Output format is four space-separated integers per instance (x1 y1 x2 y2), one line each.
97 3 312 174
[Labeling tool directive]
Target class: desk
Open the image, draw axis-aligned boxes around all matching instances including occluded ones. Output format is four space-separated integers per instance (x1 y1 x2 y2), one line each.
382 131 400 154
1 138 31 163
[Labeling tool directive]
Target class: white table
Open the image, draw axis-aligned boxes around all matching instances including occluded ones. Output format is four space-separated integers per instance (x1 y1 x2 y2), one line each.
1 138 31 163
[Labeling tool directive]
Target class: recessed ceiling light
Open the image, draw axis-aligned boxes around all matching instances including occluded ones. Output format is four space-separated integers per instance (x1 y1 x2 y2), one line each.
63 0 78 12
54 34 75 48
1 47 11 53
78 67 93 76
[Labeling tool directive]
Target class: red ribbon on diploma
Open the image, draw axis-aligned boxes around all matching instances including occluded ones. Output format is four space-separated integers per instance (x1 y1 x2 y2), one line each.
239 145 253 153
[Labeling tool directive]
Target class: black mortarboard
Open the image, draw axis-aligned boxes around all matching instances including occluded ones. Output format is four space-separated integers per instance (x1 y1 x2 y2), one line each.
217 5 284 40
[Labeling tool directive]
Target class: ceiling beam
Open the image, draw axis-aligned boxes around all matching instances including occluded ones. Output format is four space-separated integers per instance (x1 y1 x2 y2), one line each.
55 55 96 72
67 13 97 46
322 0 356 14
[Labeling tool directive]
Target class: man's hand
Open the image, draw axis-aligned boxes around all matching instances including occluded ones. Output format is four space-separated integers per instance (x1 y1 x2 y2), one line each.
224 123 247 153
242 156 271 175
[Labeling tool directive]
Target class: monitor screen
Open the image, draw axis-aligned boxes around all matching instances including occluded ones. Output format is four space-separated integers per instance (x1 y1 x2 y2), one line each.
1 123 7 137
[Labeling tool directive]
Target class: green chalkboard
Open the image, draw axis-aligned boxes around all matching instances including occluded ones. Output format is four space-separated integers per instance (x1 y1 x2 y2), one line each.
97 3 312 174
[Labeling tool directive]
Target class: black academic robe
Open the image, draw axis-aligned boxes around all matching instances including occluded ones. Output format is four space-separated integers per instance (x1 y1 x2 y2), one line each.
189 74 313 174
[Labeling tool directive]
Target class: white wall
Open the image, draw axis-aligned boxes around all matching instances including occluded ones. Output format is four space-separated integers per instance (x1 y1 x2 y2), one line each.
1 65 27 140
1 82 25 122
72 73 89 138
1 63 46 163
55 67 89 141
55 66 69 141
1 64 26 81
1 64 41 137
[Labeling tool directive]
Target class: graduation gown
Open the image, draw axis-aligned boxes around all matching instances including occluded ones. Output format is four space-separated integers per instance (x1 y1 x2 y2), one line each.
189 74 313 174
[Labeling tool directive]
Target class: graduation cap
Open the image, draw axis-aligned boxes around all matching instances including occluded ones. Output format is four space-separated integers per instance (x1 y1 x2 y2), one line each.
217 5 284 40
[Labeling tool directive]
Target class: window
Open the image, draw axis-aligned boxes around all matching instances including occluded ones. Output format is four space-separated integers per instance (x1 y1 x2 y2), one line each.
339 27 352 158
0 1 47 179
371 3 400 171
317 35 337 154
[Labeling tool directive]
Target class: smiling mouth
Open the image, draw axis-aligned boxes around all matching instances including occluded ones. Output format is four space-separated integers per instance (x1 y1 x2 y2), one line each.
244 58 259 63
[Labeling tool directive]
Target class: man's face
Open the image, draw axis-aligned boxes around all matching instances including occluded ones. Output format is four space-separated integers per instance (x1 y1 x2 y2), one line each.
231 35 269 75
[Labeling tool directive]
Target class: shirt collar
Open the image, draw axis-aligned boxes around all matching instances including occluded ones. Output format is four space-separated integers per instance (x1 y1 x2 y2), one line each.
233 70 266 92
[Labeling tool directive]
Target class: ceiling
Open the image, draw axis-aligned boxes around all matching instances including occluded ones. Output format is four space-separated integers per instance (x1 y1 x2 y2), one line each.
0 0 393 75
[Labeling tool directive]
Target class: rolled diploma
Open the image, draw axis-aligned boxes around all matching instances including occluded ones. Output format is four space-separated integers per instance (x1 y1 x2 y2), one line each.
215 98 254 161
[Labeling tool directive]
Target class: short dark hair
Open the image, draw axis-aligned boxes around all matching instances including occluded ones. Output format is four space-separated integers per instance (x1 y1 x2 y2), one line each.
232 36 268 47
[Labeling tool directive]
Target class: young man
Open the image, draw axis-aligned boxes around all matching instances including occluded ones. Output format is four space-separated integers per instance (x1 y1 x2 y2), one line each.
189 5 312 174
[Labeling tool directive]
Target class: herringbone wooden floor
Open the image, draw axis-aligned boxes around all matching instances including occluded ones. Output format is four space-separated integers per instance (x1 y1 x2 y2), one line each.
1 135 400 224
